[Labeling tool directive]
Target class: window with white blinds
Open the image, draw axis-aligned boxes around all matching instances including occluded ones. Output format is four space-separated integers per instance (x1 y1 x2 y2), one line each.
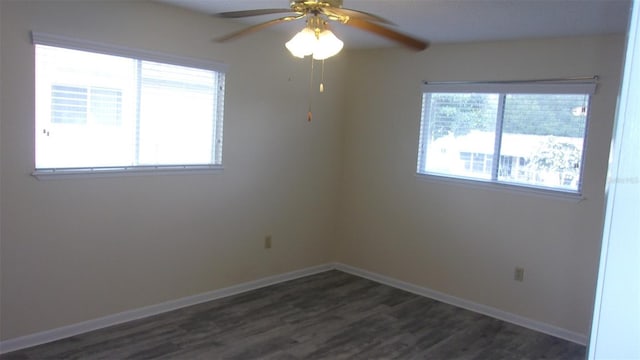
33 33 227 175
416 80 597 194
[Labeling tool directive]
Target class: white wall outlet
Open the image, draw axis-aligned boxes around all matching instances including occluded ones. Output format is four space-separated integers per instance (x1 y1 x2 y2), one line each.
264 235 272 249
514 267 525 282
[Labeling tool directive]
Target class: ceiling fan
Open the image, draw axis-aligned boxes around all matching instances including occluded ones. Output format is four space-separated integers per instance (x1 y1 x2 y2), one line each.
215 0 429 56
215 0 428 121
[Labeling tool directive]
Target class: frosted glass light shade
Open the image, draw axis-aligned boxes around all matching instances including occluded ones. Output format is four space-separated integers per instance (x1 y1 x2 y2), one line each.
285 28 316 58
286 27 344 60
312 29 344 60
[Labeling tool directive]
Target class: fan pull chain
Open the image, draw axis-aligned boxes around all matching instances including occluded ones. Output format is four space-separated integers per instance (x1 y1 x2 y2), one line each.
320 59 325 93
307 57 315 122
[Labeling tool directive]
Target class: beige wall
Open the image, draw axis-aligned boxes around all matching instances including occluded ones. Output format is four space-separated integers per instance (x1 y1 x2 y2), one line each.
0 1 346 340
0 0 626 344
336 36 624 335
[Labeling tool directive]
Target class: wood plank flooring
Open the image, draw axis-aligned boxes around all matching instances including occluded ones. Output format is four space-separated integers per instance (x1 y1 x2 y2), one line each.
1 270 586 359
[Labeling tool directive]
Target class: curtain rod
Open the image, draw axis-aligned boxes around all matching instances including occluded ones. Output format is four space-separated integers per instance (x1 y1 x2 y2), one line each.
423 76 599 85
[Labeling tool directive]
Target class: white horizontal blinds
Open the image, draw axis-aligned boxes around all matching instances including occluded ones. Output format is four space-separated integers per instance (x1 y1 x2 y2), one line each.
31 32 228 73
33 32 227 170
416 93 430 172
422 80 597 95
213 72 226 165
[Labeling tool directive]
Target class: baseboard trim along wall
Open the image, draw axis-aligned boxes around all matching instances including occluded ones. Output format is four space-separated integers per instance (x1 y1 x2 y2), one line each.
0 264 333 354
333 263 588 346
0 262 586 353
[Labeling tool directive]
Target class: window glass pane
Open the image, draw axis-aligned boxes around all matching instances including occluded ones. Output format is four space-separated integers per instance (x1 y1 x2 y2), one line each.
36 45 136 168
51 85 87 124
499 94 588 191
90 87 122 126
421 93 498 179
138 61 216 165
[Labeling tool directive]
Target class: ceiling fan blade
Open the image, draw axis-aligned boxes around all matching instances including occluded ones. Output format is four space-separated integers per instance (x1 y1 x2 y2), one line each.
322 7 394 25
215 16 301 42
216 9 295 18
343 18 429 51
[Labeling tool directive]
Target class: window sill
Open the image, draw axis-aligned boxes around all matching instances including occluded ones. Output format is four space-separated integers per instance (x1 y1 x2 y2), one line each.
415 173 586 202
32 165 224 180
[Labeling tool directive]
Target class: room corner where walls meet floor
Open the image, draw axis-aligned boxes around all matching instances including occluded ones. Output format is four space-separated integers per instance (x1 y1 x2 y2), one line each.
0 263 587 355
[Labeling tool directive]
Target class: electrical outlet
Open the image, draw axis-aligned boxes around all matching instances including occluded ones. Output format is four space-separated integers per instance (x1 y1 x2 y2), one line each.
514 267 525 282
264 235 272 249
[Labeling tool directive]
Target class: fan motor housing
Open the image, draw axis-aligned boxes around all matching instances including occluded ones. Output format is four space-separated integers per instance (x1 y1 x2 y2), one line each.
291 0 343 12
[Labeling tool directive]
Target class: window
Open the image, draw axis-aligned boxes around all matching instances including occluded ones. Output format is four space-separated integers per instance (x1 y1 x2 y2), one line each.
33 32 227 174
416 80 597 193
51 85 123 125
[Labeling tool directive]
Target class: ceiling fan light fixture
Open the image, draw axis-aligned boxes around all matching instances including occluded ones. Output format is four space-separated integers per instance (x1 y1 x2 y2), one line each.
286 24 344 60
285 27 316 58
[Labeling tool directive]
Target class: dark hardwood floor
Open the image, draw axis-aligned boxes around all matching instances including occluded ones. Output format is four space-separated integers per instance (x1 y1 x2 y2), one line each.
1 270 586 359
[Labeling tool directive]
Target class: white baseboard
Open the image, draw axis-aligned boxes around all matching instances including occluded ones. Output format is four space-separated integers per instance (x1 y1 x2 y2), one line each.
0 263 333 354
0 262 587 354
333 263 588 345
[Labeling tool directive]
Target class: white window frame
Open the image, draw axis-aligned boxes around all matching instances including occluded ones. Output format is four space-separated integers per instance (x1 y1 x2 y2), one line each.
31 32 229 179
416 79 598 196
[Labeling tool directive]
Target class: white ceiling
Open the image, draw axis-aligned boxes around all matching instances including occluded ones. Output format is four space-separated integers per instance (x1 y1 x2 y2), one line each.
158 0 631 49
